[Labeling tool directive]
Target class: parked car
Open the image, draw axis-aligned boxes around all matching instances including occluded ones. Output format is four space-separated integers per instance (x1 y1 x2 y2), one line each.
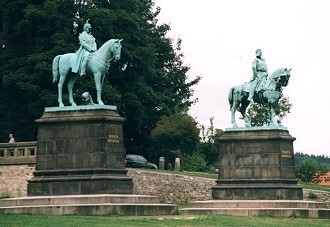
125 154 158 169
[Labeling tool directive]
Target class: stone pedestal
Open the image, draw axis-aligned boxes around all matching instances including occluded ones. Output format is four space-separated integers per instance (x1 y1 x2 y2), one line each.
27 106 133 196
212 128 303 200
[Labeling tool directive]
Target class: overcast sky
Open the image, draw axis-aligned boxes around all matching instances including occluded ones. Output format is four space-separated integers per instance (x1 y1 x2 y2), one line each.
155 0 330 156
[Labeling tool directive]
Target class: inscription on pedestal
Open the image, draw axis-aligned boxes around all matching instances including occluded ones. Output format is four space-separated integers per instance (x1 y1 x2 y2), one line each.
281 151 292 158
108 135 120 143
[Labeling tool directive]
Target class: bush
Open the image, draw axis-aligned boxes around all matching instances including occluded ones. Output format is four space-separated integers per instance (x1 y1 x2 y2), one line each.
181 153 209 172
308 191 318 199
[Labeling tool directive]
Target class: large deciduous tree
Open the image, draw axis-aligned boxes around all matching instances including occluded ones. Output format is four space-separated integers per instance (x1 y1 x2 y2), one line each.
295 156 329 183
247 96 292 126
0 0 200 157
150 113 200 164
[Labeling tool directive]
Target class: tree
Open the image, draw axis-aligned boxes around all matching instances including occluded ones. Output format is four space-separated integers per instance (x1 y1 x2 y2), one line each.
295 156 329 183
0 0 200 156
199 117 223 166
294 152 330 166
150 113 200 164
247 96 292 126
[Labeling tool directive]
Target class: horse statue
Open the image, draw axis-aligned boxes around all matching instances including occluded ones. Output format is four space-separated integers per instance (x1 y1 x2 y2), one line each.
228 67 291 127
52 39 123 107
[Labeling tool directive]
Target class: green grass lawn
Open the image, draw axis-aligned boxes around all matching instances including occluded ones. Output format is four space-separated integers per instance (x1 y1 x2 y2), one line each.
0 214 329 227
147 169 218 179
299 182 330 192
136 168 330 192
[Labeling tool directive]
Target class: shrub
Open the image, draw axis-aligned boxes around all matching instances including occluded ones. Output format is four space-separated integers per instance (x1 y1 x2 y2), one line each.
308 191 318 199
181 153 209 172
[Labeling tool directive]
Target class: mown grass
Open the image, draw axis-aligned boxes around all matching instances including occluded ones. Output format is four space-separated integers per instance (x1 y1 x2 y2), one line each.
0 214 329 227
299 182 330 192
133 168 330 192
146 169 218 179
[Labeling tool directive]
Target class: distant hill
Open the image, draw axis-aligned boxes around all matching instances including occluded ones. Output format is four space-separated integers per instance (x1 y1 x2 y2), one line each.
294 152 330 166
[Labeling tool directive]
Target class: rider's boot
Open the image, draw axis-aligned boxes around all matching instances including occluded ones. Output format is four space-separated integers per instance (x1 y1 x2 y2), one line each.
80 57 88 77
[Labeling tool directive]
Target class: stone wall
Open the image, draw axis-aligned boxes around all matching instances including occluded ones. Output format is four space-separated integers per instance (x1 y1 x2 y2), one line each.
304 189 330 207
127 169 217 204
0 164 35 198
0 165 329 207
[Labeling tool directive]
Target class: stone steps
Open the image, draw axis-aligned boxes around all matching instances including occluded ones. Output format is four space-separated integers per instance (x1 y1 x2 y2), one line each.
180 200 330 218
0 194 177 216
187 200 326 209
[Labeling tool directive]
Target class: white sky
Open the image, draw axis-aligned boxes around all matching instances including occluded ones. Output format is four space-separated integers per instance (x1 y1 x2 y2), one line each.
155 0 330 156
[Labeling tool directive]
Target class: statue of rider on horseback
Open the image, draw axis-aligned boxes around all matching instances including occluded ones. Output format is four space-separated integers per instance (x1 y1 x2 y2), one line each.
52 19 123 107
228 49 291 128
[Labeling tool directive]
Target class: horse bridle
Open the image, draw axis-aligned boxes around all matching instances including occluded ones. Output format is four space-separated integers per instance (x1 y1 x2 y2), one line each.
93 43 119 69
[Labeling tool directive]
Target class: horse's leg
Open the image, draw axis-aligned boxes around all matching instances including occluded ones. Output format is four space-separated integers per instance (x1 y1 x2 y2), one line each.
231 104 238 128
230 93 240 128
94 72 104 105
269 104 278 126
58 72 67 107
240 97 251 127
229 89 238 128
67 74 77 106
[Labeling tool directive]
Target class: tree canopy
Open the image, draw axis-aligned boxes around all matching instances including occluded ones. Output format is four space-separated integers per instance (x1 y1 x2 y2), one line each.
150 113 200 163
0 0 200 155
247 96 292 126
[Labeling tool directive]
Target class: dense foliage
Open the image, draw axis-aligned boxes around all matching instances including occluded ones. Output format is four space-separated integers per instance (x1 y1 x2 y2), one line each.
0 0 200 156
199 117 223 167
294 153 330 183
294 152 330 166
247 96 292 126
150 113 200 164
295 156 329 183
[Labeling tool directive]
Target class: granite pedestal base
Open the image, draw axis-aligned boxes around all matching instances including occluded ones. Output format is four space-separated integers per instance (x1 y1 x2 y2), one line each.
28 106 133 196
212 129 303 200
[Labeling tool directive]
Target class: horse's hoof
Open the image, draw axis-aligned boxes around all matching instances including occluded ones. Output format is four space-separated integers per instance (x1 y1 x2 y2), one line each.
71 103 77 107
59 103 64 107
98 101 104 105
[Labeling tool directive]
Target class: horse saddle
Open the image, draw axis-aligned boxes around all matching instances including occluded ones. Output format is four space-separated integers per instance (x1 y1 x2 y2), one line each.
255 78 268 92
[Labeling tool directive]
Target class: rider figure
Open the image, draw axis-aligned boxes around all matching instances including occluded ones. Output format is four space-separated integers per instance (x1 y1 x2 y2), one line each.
248 49 268 102
73 20 97 77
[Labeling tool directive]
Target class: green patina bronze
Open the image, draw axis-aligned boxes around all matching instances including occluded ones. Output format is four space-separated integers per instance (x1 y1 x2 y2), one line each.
52 21 123 107
228 49 291 128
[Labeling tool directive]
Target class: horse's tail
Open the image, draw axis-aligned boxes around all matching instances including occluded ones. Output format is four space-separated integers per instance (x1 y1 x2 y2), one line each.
228 87 235 110
52 55 61 83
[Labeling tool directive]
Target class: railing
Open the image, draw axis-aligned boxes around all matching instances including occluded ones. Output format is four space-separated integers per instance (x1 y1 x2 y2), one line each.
0 142 37 165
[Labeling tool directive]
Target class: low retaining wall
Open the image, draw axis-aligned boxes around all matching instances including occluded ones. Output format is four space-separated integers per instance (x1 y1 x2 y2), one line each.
0 165 329 206
127 169 216 204
0 164 35 198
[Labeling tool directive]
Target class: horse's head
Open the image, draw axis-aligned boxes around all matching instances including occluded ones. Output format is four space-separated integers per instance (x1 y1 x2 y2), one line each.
111 39 123 62
270 68 291 88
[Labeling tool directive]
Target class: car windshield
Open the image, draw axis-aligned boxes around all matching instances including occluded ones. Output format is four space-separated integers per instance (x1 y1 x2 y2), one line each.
137 155 147 163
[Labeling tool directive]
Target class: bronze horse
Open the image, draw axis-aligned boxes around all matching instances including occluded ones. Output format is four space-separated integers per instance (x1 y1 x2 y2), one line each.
228 68 291 127
52 39 123 107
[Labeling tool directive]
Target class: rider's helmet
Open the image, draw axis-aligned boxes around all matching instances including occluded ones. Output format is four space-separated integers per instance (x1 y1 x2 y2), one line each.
83 20 92 32
255 49 263 58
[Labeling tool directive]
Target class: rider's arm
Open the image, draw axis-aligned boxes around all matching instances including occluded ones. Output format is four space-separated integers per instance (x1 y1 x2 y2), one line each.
252 59 257 79
91 42 97 52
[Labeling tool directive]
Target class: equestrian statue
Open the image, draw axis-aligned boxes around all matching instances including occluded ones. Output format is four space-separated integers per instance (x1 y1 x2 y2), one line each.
52 20 122 107
228 49 291 127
